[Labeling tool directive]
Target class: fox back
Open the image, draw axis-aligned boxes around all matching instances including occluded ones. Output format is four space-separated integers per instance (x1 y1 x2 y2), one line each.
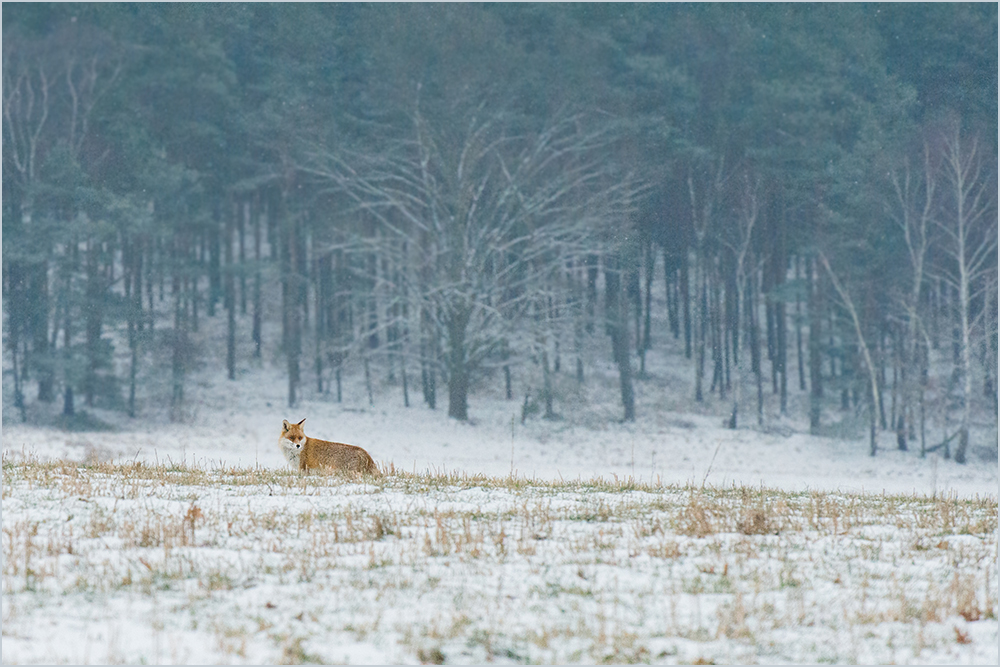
278 418 379 476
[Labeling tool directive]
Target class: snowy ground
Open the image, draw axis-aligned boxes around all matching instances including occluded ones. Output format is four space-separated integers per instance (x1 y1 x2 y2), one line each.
3 355 996 499
2 458 997 665
3 320 998 664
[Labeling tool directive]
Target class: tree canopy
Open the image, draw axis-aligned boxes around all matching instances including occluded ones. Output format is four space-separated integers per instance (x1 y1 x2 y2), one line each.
3 3 996 458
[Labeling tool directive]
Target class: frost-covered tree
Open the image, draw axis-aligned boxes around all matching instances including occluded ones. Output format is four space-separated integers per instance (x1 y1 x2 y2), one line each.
933 124 997 464
306 107 637 419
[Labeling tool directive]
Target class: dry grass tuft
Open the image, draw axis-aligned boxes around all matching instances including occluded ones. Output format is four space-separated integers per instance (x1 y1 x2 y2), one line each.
737 508 774 535
678 494 717 538
417 646 446 664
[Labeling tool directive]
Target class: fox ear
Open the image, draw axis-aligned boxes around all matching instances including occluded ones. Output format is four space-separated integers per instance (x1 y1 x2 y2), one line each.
282 419 290 431
297 418 306 427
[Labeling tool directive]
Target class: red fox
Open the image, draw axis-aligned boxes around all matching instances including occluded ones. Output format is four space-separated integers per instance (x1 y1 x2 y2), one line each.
278 418 380 476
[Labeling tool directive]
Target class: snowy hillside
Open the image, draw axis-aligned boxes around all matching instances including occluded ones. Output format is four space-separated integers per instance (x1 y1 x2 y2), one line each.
3 322 996 498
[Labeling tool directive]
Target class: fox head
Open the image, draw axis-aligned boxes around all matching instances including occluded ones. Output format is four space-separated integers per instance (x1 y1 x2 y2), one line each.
281 418 307 450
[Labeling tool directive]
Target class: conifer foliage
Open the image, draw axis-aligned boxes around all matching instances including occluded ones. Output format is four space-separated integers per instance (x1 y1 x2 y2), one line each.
3 4 996 459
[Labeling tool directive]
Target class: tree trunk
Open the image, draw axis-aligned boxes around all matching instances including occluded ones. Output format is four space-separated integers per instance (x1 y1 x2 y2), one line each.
641 240 655 368
664 248 680 340
11 325 26 421
729 275 743 430
776 298 787 415
446 304 471 420
627 260 641 353
928 277 939 351
402 363 410 408
572 266 585 385
315 254 326 393
919 339 928 456
421 304 437 410
225 203 236 381
894 324 907 450
83 239 103 408
208 213 221 317
252 195 263 359
145 235 155 331
808 256 823 432
30 261 55 402
7 260 27 420
190 266 200 334
876 323 888 430
955 293 972 465
278 190 301 408
503 342 514 399
709 271 726 401
335 360 343 403
171 260 185 419
681 249 692 359
126 236 143 418
795 255 806 391
750 272 764 425
585 253 599 335
605 254 635 421
542 348 555 419
239 200 248 315
60 244 76 418
364 356 374 406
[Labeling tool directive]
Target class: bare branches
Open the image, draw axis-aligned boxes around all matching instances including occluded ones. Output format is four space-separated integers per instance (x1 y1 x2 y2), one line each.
3 59 52 186
931 123 997 463
65 53 122 157
889 141 937 308
934 127 997 286
3 24 123 191
302 104 643 418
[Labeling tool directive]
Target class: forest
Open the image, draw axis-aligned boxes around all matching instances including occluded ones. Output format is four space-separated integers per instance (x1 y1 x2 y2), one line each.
3 3 997 464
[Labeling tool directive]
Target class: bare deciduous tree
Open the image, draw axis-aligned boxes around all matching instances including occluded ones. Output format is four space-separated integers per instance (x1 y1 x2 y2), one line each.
888 140 938 453
306 105 639 419
934 124 997 464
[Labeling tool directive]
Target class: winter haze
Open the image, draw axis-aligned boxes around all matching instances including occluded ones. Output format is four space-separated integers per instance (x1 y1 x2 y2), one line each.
3 4 997 665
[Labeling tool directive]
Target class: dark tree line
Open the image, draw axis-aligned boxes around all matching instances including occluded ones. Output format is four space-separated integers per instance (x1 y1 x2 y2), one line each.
3 4 996 461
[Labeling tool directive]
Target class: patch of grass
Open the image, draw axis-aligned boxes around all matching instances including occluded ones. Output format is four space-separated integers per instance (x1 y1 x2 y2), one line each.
277 635 325 665
417 646 446 664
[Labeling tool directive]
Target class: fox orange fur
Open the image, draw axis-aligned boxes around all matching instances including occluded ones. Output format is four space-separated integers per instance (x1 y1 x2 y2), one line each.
278 418 379 476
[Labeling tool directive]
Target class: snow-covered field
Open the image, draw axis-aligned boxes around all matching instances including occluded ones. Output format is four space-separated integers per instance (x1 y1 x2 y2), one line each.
3 351 997 499
2 456 997 665
3 330 998 663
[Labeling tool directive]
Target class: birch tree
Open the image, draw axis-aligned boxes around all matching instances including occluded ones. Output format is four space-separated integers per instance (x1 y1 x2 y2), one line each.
723 171 763 428
934 124 997 464
888 141 937 452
